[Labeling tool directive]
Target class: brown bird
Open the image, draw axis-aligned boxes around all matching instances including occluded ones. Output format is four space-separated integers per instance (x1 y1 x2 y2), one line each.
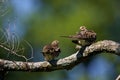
61 26 97 46
42 40 61 61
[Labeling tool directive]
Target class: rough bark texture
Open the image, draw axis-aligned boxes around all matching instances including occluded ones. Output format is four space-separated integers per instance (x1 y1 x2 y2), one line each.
116 75 120 80
0 40 120 72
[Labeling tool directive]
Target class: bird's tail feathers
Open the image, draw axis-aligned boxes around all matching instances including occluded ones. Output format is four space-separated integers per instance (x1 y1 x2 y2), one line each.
60 36 72 38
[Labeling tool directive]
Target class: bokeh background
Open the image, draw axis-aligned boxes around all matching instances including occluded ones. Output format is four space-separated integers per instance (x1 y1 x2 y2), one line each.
0 0 120 80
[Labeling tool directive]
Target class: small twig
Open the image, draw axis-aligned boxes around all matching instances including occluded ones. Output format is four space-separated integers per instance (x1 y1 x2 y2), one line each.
0 43 28 61
0 26 34 61
24 40 34 61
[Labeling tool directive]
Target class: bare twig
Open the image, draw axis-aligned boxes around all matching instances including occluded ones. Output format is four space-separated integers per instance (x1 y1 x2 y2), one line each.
0 43 28 61
0 24 34 61
23 40 34 61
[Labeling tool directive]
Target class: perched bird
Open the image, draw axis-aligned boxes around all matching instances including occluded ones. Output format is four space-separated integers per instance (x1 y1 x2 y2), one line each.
61 26 97 46
42 40 61 61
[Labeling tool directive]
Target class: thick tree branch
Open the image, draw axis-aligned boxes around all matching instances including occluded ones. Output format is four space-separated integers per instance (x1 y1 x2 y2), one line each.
116 75 120 80
0 40 120 72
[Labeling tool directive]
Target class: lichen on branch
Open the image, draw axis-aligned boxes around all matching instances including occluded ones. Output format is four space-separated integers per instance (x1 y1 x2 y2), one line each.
0 40 120 72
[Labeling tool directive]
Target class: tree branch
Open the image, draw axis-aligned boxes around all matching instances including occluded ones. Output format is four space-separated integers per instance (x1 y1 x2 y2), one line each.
0 40 120 72
116 75 120 80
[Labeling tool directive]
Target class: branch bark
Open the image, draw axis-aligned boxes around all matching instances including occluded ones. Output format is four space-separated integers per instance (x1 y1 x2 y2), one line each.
116 75 120 80
0 40 120 72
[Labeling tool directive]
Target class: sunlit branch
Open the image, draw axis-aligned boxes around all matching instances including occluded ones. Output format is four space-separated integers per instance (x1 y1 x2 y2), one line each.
0 40 120 72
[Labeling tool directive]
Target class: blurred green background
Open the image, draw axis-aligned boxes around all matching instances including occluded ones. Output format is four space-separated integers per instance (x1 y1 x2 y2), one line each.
0 0 120 80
